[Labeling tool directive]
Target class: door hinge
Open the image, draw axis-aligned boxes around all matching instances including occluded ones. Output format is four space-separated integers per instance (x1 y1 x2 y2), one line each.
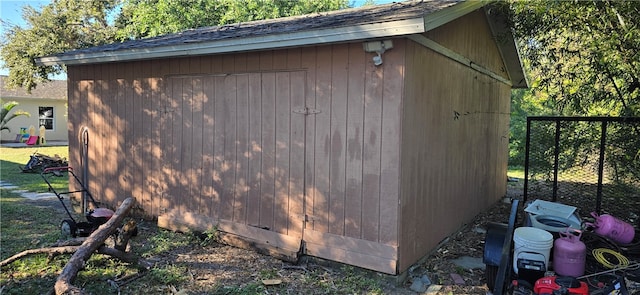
293 107 321 115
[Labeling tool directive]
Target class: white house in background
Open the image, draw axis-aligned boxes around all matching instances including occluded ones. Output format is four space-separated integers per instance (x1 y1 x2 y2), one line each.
0 76 68 142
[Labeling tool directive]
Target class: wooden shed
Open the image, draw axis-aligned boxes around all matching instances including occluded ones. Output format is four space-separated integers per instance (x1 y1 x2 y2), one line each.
36 0 527 275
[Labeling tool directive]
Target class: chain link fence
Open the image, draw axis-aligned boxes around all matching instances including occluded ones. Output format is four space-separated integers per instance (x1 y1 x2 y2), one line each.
523 117 640 222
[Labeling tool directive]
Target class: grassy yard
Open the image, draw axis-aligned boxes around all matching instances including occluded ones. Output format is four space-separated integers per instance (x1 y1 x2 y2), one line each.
0 146 70 192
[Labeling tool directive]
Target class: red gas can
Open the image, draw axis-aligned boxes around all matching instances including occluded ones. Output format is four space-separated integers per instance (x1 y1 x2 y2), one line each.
590 212 635 244
553 230 586 277
534 276 588 295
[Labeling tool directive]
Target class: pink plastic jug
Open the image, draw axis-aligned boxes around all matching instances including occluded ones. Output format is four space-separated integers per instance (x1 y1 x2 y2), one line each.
589 212 635 244
553 230 586 277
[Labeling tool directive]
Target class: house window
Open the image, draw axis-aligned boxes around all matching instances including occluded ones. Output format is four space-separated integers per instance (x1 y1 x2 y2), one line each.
39 107 54 130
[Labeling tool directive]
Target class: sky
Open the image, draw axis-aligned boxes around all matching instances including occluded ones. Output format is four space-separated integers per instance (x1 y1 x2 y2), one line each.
0 0 395 80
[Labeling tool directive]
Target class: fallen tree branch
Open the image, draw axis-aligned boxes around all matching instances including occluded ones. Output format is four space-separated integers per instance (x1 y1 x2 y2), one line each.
54 197 135 295
0 246 79 267
0 245 151 269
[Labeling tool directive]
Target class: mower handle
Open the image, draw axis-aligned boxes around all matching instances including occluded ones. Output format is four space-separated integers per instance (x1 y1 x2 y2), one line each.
43 166 73 173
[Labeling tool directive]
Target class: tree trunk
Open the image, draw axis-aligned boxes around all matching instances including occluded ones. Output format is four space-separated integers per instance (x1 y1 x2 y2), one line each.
54 197 135 295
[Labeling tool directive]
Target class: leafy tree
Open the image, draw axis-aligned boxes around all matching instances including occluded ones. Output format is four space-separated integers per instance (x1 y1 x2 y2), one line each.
114 0 349 40
0 99 30 133
506 1 640 182
509 0 640 117
0 0 120 92
1 0 349 91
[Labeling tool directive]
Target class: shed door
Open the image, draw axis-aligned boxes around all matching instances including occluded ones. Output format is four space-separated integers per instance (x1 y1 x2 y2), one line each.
162 71 307 240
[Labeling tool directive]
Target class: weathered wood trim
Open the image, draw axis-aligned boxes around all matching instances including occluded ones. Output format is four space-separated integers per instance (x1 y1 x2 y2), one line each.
217 220 301 255
483 7 528 88
157 210 302 261
217 231 299 262
423 0 489 31
304 229 398 274
36 19 425 66
407 34 512 86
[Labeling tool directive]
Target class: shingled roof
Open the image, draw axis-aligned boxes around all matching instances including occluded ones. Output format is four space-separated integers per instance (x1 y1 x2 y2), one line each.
35 0 472 65
76 0 457 54
0 76 66 100
34 0 526 88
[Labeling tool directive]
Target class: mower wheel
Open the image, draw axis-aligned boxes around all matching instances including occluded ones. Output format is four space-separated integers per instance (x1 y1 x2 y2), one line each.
485 264 498 292
61 219 78 238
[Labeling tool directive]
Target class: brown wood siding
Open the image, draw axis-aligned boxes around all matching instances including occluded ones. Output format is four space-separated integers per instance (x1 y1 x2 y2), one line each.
398 24 511 271
425 9 508 79
67 40 403 273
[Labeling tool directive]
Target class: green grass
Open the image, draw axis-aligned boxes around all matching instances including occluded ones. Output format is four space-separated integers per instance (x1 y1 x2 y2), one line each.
0 146 70 192
0 190 62 260
507 166 525 179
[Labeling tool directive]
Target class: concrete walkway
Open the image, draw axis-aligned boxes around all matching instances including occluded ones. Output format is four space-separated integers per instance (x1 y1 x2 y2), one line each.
0 140 68 148
0 180 59 200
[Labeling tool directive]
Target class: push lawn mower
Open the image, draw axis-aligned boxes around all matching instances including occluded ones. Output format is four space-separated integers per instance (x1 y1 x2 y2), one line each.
41 166 115 238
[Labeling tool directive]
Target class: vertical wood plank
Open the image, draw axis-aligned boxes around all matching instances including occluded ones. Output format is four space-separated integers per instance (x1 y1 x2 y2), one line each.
379 40 404 246
131 62 144 210
86 66 98 202
202 74 216 217
102 65 117 204
219 75 237 220
192 77 204 214
288 50 305 238
246 53 260 72
362 52 383 243
261 71 276 230
287 48 302 70
234 74 250 223
329 44 348 236
170 76 185 213
159 58 181 215
92 64 104 207
274 71 291 234
312 46 332 233
259 51 276 229
235 53 248 72
345 43 366 239
273 50 287 70
123 63 135 204
247 73 263 227
178 77 193 214
114 65 127 205
300 47 317 233
141 61 155 216
213 76 227 218
211 55 224 74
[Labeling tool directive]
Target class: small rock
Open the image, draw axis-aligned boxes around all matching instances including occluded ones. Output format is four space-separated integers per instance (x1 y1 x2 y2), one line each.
409 279 426 293
450 273 466 285
421 274 432 285
451 256 485 269
425 285 442 295
473 226 487 234
262 279 282 286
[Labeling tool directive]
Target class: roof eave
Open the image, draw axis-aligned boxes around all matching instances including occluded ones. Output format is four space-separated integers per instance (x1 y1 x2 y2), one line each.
35 18 426 66
484 5 528 88
423 0 490 31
